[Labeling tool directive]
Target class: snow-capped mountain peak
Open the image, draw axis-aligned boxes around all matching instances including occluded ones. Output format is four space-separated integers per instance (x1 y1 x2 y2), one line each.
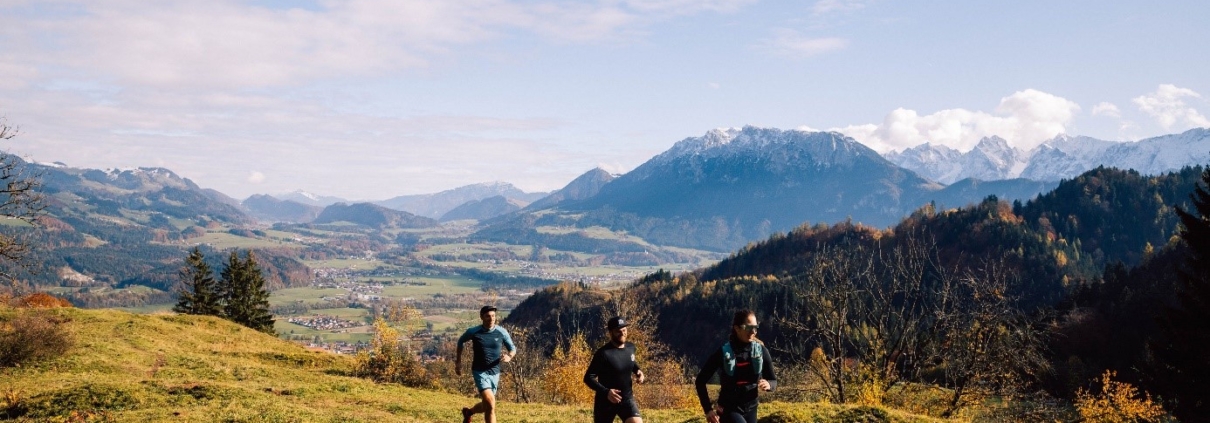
887 128 1210 184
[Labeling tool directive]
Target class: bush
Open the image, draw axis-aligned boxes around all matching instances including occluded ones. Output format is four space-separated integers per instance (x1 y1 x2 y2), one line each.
6 292 73 308
354 318 436 389
1074 370 1167 423
0 312 74 368
542 331 594 405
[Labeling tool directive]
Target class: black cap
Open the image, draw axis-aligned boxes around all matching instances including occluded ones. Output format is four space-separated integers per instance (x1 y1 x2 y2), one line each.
480 305 498 315
607 317 629 330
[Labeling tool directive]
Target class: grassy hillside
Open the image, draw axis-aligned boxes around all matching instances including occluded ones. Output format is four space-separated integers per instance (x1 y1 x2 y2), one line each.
1 306 945 422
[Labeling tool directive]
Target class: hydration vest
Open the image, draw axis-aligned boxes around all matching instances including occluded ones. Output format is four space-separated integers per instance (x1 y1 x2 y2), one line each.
721 341 763 377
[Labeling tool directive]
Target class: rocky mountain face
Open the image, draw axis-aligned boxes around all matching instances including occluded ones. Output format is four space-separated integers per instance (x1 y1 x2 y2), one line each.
375 182 547 219
888 128 1210 183
543 127 943 248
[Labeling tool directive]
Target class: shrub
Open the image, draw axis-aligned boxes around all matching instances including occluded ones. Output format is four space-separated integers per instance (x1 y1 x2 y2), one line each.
0 312 74 367
8 292 73 308
1074 370 1167 423
354 318 436 389
542 331 594 405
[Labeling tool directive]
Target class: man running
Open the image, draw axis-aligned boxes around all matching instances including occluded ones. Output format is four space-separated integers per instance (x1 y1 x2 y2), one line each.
584 317 646 423
457 305 516 423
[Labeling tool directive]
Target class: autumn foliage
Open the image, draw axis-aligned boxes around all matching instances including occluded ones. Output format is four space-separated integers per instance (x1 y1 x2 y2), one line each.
4 292 72 308
543 332 594 405
1074 370 1166 423
354 318 436 389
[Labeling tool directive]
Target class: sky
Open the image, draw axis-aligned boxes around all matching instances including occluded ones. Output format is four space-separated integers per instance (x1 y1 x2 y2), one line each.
1 0 1208 201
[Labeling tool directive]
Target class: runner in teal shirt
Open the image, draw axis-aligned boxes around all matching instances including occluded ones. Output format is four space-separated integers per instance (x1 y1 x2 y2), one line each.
457 306 515 423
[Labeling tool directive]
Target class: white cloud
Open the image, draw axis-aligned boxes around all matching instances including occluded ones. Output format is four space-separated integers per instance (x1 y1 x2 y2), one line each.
708 82 720 89
1132 84 1210 130
3 0 752 89
834 89 1081 152
247 171 266 184
1091 102 1121 118
758 29 848 59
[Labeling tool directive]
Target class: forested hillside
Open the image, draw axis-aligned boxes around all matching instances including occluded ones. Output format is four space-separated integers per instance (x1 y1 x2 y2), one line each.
507 164 1210 420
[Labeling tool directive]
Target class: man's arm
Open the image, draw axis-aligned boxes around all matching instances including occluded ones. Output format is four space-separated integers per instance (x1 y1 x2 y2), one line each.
631 344 645 384
500 327 517 362
583 349 609 393
455 327 473 375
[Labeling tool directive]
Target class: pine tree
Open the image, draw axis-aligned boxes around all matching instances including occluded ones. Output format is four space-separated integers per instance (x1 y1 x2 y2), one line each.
173 247 222 316
220 250 276 334
1153 165 1210 420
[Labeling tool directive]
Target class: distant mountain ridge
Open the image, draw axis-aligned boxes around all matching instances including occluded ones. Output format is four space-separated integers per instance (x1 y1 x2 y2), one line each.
375 182 547 219
275 190 347 207
887 128 1210 183
439 196 525 222
243 194 322 223
524 168 616 211
37 162 252 225
313 203 438 229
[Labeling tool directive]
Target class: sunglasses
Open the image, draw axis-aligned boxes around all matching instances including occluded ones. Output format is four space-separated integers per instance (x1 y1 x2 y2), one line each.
739 324 759 331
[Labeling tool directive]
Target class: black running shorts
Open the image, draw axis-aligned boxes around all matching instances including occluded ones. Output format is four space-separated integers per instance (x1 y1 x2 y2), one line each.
593 397 641 423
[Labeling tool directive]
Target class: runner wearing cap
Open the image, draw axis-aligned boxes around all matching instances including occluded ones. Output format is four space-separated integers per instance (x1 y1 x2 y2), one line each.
457 305 516 423
584 316 647 423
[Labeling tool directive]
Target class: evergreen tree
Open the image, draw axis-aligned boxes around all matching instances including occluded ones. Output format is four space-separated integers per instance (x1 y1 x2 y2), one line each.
172 247 222 316
1153 166 1210 420
220 250 276 334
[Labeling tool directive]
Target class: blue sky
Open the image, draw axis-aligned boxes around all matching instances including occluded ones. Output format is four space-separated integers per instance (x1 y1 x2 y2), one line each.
1 0 1207 200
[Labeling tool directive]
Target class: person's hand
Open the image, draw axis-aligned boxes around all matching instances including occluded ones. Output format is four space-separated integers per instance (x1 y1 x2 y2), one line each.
502 353 513 363
635 370 646 384
758 379 771 391
607 389 622 404
454 361 462 376
705 409 720 423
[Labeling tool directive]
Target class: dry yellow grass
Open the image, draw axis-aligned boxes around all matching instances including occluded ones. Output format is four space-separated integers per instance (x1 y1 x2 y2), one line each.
0 306 948 422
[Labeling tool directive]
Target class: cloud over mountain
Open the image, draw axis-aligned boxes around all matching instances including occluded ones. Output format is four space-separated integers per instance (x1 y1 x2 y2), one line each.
836 89 1081 153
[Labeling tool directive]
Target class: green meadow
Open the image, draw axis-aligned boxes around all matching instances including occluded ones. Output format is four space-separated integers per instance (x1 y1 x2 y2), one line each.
1 306 945 422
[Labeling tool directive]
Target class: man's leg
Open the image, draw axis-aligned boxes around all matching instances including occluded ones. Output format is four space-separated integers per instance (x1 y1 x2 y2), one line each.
620 397 643 423
719 409 747 423
593 399 620 423
469 388 497 423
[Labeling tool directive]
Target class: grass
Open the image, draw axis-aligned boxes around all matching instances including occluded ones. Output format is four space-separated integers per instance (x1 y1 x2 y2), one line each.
116 304 174 314
178 232 291 249
299 258 384 269
268 288 350 306
0 306 949 422
380 276 481 297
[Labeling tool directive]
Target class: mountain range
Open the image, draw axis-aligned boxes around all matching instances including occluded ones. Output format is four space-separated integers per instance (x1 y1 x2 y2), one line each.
887 128 1210 184
19 125 1210 253
373 182 548 219
475 127 1070 250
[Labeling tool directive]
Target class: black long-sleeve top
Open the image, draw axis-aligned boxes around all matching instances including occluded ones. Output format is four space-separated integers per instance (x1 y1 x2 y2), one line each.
694 341 777 414
584 342 641 399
